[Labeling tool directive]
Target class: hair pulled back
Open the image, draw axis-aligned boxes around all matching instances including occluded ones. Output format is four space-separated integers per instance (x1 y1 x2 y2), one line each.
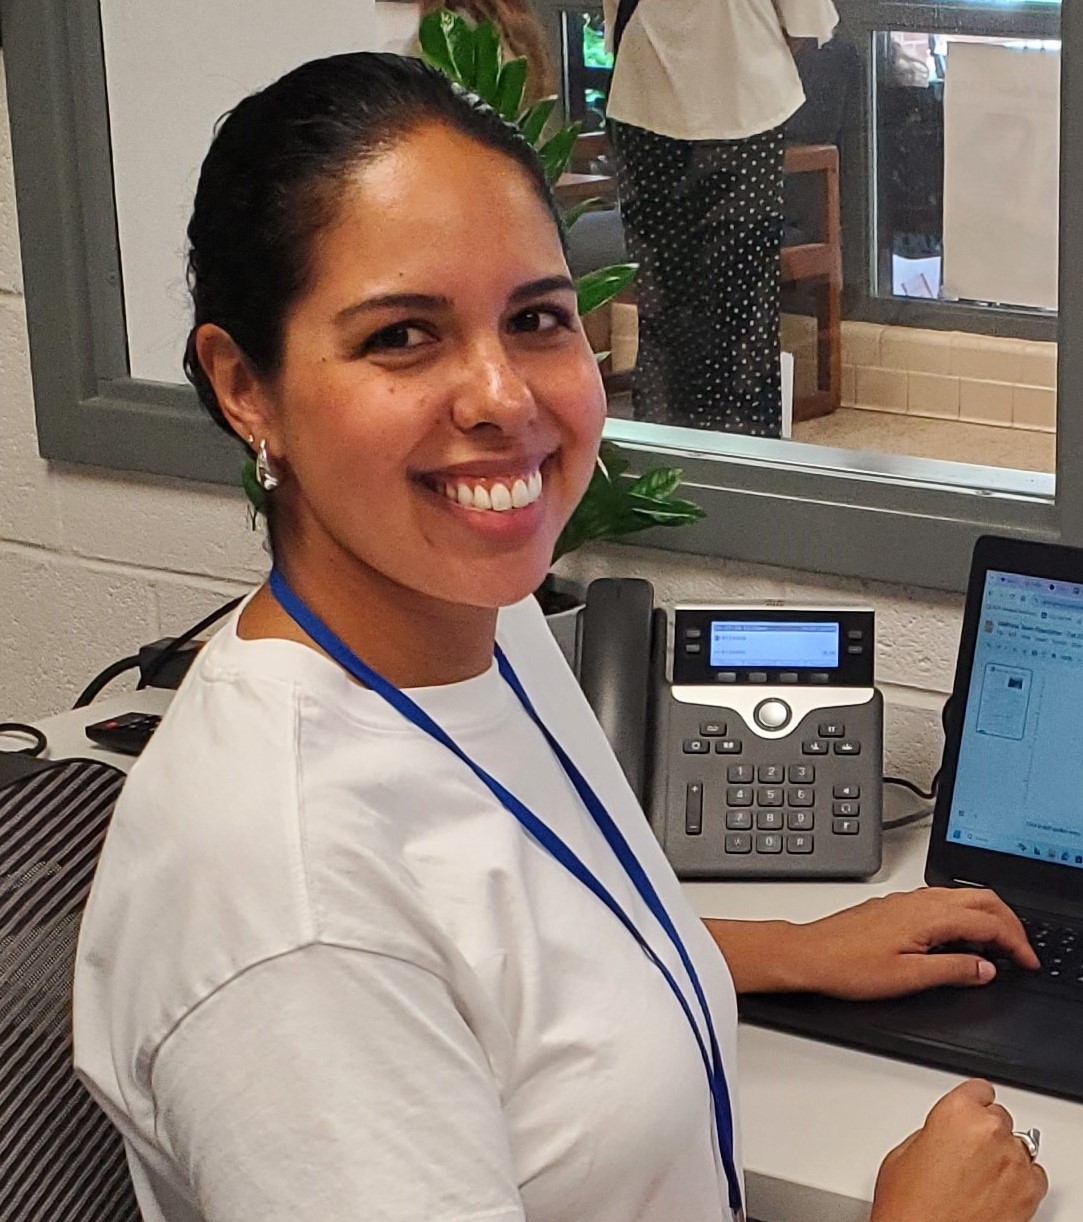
184 51 560 437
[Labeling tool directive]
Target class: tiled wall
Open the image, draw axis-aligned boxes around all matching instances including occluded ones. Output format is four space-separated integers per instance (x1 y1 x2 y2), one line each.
838 321 1056 431
840 322 1057 431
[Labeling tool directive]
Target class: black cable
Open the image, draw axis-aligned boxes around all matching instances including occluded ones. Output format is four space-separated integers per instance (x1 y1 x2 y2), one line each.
136 595 244 690
0 722 48 757
883 805 934 831
73 656 141 709
883 772 939 803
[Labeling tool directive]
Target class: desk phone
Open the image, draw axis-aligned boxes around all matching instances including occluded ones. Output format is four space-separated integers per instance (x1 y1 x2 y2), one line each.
578 579 883 880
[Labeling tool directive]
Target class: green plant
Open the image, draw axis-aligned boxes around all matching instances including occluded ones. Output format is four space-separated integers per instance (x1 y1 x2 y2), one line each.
418 10 705 571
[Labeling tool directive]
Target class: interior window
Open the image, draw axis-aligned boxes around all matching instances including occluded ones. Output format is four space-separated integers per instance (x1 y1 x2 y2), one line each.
549 1 1061 482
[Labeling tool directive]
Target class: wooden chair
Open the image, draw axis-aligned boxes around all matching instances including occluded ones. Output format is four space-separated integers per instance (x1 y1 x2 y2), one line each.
555 135 843 422
781 142 842 422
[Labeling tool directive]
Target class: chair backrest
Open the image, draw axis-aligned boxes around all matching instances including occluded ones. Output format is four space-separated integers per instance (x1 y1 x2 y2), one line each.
0 756 141 1221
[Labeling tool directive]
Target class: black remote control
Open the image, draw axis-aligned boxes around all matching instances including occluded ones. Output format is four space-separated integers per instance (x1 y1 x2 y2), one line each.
84 711 162 756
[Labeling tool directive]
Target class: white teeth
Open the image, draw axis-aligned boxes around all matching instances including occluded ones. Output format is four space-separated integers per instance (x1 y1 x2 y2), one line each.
441 468 544 511
489 483 512 511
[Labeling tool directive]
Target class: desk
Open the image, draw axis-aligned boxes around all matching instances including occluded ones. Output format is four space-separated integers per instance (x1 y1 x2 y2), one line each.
29 695 1077 1221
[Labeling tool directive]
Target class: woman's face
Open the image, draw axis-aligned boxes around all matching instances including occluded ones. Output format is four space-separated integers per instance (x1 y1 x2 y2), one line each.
256 122 606 610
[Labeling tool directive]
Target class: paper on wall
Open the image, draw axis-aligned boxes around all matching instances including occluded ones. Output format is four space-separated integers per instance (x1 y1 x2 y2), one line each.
942 40 1060 312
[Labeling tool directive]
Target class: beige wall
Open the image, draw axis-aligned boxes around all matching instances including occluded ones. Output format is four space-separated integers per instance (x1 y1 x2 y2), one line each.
0 56 961 792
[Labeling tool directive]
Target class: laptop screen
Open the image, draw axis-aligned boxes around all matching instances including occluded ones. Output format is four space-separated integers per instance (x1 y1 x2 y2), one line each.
947 569 1083 869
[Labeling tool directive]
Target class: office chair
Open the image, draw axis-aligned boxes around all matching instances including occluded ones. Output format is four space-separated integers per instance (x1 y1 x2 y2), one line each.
0 754 140 1221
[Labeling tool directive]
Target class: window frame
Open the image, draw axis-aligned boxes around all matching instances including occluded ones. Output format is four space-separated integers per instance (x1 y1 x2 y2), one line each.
5 0 1082 595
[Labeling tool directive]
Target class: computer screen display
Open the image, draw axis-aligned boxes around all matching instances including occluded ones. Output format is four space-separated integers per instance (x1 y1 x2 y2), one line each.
947 569 1083 869
708 621 840 669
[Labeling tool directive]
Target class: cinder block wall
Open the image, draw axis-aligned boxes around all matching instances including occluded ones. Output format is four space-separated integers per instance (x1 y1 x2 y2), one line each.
0 54 963 791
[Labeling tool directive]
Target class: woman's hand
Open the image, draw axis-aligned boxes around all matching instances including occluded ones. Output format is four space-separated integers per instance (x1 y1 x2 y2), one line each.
870 1079 1048 1222
793 886 1039 1000
704 886 1038 997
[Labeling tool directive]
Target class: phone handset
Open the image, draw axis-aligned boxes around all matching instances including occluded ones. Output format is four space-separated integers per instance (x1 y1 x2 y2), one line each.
578 578 663 807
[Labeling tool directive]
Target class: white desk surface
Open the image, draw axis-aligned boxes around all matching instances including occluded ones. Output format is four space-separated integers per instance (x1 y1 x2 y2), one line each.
27 693 1077 1222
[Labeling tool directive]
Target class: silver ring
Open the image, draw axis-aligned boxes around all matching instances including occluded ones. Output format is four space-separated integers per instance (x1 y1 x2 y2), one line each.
1012 1128 1041 1161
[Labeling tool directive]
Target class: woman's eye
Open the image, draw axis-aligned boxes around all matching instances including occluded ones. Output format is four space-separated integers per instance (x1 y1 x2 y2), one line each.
510 306 571 335
363 323 432 353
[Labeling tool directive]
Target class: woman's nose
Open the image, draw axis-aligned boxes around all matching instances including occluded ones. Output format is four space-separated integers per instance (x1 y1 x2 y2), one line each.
450 339 537 432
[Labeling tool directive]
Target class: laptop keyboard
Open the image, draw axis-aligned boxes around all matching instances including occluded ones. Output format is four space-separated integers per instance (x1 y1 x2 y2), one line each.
993 913 1083 999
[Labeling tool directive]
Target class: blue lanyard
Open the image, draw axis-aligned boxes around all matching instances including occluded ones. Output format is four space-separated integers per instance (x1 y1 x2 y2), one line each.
268 568 742 1215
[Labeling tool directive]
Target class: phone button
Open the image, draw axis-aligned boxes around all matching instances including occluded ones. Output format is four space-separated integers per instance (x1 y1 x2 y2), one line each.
727 764 754 783
700 720 727 737
833 818 860 835
802 739 829 755
787 810 815 831
715 671 739 683
778 672 800 684
748 671 769 684
833 801 861 817
725 833 752 854
714 739 743 754
756 833 783 854
833 783 860 799
754 699 791 730
726 810 752 830
683 739 710 754
787 834 814 854
685 783 704 835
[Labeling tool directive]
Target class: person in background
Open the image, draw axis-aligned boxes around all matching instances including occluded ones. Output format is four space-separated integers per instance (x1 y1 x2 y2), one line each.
73 51 1046 1222
605 0 839 436
419 0 555 102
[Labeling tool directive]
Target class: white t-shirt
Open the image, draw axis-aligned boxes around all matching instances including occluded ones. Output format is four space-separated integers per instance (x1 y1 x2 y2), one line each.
74 594 742 1222
604 0 840 142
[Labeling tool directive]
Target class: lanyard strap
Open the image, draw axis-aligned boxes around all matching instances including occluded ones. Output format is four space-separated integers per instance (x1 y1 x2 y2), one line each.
267 568 741 1214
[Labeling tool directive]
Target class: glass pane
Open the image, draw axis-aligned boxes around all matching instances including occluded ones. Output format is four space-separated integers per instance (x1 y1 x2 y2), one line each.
877 31 1061 312
552 3 1062 480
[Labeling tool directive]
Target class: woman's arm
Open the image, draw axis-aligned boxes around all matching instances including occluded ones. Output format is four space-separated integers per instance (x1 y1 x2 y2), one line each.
703 886 1038 998
152 944 525 1222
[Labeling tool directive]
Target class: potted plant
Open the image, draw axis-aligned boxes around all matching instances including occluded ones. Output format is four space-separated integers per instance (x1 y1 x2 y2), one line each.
418 10 705 655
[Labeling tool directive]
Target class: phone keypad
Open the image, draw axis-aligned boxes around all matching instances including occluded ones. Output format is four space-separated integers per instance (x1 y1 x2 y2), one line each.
682 738 869 854
670 700 880 879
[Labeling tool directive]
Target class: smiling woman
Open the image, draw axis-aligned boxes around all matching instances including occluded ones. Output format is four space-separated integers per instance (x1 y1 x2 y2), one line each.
70 49 1047 1222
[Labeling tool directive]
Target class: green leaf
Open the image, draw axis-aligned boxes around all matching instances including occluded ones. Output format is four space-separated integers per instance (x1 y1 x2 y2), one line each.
629 466 682 500
537 123 580 183
561 196 608 230
446 14 477 86
473 20 502 102
597 441 630 480
494 56 528 120
418 10 458 80
576 263 637 316
518 95 557 146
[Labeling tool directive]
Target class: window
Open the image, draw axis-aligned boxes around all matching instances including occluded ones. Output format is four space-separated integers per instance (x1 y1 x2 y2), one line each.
8 0 1083 596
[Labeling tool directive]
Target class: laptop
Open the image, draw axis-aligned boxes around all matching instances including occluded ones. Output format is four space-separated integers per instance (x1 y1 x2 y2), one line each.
740 534 1083 1102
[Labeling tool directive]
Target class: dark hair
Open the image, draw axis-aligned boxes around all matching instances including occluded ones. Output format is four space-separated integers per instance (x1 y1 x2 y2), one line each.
184 52 560 436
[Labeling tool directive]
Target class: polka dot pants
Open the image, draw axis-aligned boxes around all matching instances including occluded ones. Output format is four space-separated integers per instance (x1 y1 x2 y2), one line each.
609 120 785 438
